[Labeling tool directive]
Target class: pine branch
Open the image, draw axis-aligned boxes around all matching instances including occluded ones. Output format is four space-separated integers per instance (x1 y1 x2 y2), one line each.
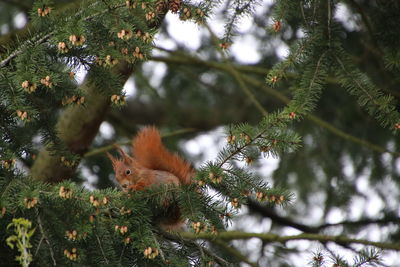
335 53 400 131
247 200 319 233
248 200 400 233
353 249 381 267
0 32 53 68
149 51 400 157
317 216 400 231
228 65 268 116
96 233 110 265
35 214 56 266
204 22 267 117
344 0 382 56
212 239 258 267
29 69 118 182
0 1 125 68
179 231 400 251
28 0 169 182
0 0 31 11
160 230 231 266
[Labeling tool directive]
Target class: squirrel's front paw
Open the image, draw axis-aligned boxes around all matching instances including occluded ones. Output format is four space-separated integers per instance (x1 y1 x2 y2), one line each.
129 181 147 191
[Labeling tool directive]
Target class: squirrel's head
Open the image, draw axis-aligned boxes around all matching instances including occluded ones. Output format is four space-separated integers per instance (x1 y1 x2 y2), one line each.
107 146 139 191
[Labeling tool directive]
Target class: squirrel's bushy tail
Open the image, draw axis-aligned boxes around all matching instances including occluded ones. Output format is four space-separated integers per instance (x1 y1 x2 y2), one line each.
132 126 193 185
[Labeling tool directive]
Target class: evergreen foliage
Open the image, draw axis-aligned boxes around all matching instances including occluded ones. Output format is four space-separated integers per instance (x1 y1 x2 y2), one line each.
1 0 400 266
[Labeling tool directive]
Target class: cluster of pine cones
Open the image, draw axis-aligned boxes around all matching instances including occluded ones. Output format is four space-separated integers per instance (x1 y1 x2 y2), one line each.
156 0 182 13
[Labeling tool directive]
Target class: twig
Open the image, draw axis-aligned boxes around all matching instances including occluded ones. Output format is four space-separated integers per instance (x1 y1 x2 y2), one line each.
345 0 382 56
149 51 400 157
317 216 400 231
0 0 31 11
152 235 166 262
248 200 319 233
96 234 110 265
160 230 230 266
0 32 53 68
119 244 126 263
34 236 44 258
212 239 258 267
204 23 268 117
179 231 400 251
36 214 57 266
0 2 125 68
249 200 400 234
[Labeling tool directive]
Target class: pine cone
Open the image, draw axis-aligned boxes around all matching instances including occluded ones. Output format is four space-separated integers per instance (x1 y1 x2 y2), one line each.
168 0 182 13
156 0 168 13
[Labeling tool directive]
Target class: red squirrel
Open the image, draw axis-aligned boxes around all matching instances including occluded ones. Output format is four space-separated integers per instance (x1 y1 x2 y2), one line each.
107 126 194 229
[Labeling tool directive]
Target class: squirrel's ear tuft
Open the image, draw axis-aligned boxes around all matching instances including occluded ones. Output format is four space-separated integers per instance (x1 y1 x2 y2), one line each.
106 152 117 168
106 152 114 161
114 145 133 164
115 145 127 157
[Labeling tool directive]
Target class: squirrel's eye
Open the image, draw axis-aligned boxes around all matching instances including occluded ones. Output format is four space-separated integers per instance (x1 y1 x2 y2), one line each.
125 169 131 175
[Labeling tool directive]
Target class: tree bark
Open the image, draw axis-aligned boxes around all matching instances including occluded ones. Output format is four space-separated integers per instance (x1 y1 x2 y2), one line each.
30 63 133 182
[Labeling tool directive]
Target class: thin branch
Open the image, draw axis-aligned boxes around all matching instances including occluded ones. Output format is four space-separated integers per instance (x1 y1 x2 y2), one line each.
248 200 400 233
119 244 126 263
160 230 231 266
241 74 398 156
0 32 53 68
179 231 400 251
96 234 109 265
36 214 56 266
228 66 268 116
335 56 376 105
149 52 400 158
212 239 258 267
0 2 125 68
344 0 383 56
248 200 319 233
317 216 400 231
34 236 44 258
204 23 268 116
0 0 31 12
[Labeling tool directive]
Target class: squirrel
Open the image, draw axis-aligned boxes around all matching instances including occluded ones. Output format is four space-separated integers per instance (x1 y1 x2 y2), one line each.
107 126 194 229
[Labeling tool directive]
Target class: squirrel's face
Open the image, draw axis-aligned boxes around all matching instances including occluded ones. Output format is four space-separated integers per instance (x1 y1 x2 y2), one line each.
107 146 138 192
113 161 135 191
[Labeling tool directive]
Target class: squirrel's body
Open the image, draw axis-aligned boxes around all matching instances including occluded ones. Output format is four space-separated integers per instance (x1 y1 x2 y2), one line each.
131 127 193 185
107 126 194 229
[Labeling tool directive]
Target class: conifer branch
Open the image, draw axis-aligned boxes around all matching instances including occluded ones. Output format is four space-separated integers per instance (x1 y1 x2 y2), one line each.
149 53 400 157
203 22 268 116
345 0 382 56
36 214 56 266
30 74 115 182
0 32 53 68
248 200 400 233
96 233 109 265
335 55 400 130
179 231 400 251
0 0 31 11
29 0 168 182
0 1 125 68
336 58 376 104
229 66 268 116
160 231 230 266
212 239 258 267
240 74 400 157
317 216 400 230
